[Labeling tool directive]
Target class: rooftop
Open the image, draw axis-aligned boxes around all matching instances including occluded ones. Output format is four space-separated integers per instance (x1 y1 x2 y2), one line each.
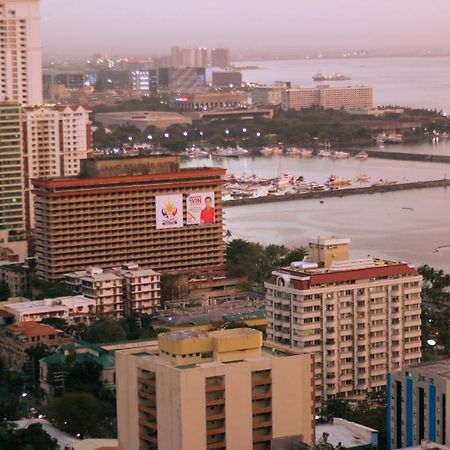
406 359 450 379
5 296 95 313
7 321 61 337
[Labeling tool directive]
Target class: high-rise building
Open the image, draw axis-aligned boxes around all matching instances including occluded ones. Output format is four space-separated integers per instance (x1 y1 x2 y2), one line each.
0 0 43 104
388 361 450 450
265 237 422 408
32 155 226 282
64 263 161 318
157 67 206 92
116 328 315 450
211 71 243 88
0 102 27 261
211 48 230 68
22 104 92 229
170 47 208 68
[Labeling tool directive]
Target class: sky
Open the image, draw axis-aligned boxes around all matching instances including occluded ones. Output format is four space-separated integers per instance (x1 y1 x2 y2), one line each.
41 0 450 59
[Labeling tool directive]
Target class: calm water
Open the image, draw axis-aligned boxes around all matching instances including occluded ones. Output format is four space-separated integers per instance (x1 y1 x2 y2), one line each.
227 56 450 113
182 144 450 271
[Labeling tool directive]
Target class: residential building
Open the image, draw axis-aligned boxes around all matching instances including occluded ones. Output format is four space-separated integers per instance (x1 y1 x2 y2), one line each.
40 338 159 397
211 71 243 88
0 103 27 261
211 48 230 68
3 295 96 323
170 47 208 68
157 67 206 92
316 418 378 450
0 261 31 296
265 237 422 408
0 0 43 105
252 87 285 106
0 321 73 371
42 69 86 102
116 328 315 450
170 91 248 110
319 86 373 111
388 361 450 450
64 264 161 318
32 155 226 282
281 86 373 111
22 104 92 229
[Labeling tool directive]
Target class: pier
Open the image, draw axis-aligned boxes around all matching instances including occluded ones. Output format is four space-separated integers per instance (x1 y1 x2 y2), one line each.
224 178 450 207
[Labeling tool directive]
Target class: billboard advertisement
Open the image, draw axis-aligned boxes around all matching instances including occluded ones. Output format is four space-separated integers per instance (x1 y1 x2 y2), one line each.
155 194 183 229
186 192 216 225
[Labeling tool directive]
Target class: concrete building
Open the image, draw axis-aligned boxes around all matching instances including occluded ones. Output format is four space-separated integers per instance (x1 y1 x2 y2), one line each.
0 103 27 261
0 0 43 105
158 67 206 92
388 361 450 449
170 91 248 110
0 321 73 371
32 155 226 282
316 418 378 450
211 48 230 68
170 47 208 69
22 104 92 229
281 86 373 111
131 70 158 95
96 69 133 92
265 237 422 407
42 68 86 101
252 87 285 106
211 71 243 88
95 111 192 132
3 295 96 323
0 261 31 296
116 328 315 450
64 264 161 318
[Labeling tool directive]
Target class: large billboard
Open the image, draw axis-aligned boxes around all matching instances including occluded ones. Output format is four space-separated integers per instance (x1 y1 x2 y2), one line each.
155 194 184 230
186 192 215 225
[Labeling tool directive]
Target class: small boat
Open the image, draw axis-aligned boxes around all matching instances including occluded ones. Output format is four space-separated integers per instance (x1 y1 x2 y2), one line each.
355 174 370 183
277 172 295 188
326 175 352 188
384 134 403 144
331 151 350 159
260 147 274 156
355 151 368 160
372 179 398 187
318 149 332 158
310 182 326 191
313 72 351 81
215 146 249 157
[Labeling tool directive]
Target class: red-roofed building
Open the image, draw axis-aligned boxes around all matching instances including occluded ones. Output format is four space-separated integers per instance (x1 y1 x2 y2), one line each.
0 321 73 371
265 238 422 408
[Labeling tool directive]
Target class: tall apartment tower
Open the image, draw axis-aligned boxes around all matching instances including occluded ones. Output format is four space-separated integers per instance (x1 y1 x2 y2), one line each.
265 237 422 408
0 102 27 260
388 361 450 449
211 48 230 68
116 328 315 450
0 0 43 105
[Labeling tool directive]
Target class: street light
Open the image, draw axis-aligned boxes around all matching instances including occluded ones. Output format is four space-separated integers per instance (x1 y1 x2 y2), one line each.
164 132 169 138
199 131 204 137
183 131 188 137
256 132 261 137
242 128 247 133
128 136 133 142
147 135 152 140
225 129 230 135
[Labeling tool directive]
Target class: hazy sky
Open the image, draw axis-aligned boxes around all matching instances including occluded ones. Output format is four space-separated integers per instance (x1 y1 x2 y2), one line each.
41 0 450 58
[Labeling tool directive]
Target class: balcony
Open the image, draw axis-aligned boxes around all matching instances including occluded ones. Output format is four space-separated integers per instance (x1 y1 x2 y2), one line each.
252 377 271 386
205 384 225 392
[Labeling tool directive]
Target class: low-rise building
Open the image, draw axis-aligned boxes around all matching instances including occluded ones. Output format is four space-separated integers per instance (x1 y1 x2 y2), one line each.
64 264 161 318
3 296 96 324
388 360 450 450
211 71 243 88
252 86 285 106
116 328 315 450
0 321 73 371
0 262 32 297
169 91 249 110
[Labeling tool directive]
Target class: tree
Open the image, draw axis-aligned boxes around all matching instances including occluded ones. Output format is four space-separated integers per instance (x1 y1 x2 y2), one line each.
25 344 51 389
46 392 114 438
0 281 10 301
40 317 70 334
84 319 127 343
0 422 59 450
34 282 72 300
65 360 103 397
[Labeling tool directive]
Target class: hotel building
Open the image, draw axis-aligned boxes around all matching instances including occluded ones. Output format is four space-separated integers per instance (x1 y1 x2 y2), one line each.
32 155 226 282
281 86 373 111
170 91 248 111
116 328 315 450
64 264 161 318
265 237 422 407
0 0 43 105
388 361 450 450
23 104 92 229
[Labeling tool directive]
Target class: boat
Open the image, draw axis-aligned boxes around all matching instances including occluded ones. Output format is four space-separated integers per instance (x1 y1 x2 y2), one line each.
272 147 284 155
331 151 350 159
260 147 274 156
326 175 352 188
318 149 332 158
355 151 368 160
286 147 313 157
310 182 326 191
215 146 249 157
384 134 403 144
277 173 295 188
372 179 398 187
313 72 351 81
355 174 370 183
185 146 209 158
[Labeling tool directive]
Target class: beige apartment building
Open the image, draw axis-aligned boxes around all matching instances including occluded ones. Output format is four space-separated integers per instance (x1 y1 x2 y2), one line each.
64 264 161 318
281 86 373 111
265 237 422 408
23 104 92 229
33 155 226 282
170 91 249 110
116 328 315 450
0 0 43 105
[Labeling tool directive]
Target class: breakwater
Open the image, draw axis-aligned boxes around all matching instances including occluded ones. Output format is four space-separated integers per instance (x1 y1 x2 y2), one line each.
350 149 450 164
224 178 450 207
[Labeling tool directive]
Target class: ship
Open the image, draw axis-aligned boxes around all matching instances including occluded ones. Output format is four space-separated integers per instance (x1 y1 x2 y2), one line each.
215 146 249 157
313 72 352 81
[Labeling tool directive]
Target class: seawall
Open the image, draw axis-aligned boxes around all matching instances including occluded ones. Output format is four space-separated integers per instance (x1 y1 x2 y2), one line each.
224 178 450 207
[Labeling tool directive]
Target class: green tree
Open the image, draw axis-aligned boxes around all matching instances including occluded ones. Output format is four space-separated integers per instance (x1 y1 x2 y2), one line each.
0 281 10 301
34 282 73 300
40 317 70 334
46 392 114 438
2 422 59 450
84 319 127 343
25 344 51 389
65 360 103 397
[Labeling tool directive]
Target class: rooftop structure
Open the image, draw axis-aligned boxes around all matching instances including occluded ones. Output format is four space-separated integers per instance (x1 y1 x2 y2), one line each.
116 328 315 450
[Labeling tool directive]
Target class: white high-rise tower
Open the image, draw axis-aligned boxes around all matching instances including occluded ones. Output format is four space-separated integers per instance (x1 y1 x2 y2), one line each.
0 0 42 105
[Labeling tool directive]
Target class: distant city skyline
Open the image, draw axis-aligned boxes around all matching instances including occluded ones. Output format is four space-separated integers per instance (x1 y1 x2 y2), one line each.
41 0 450 60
